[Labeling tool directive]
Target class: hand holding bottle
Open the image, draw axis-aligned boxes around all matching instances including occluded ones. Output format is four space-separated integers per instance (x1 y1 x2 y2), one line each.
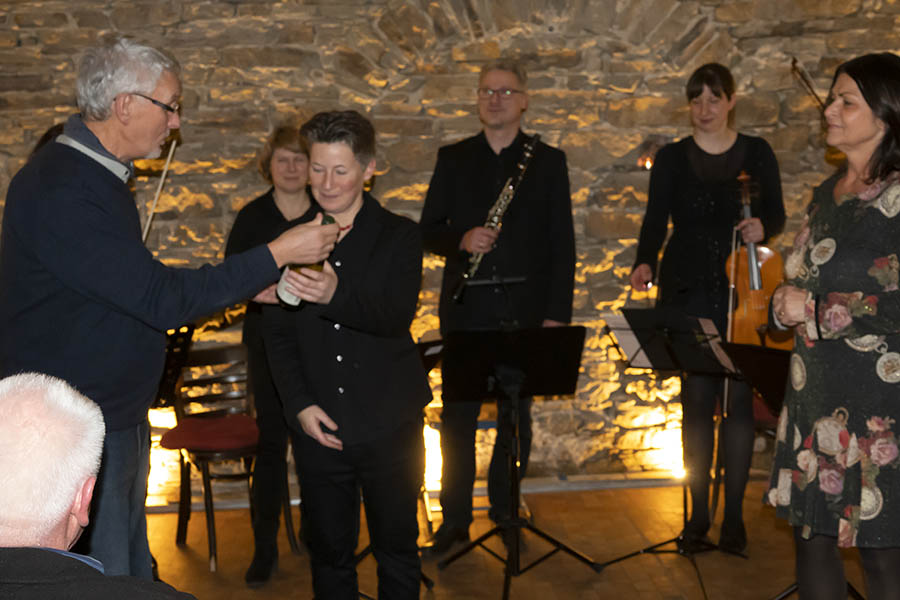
278 260 338 306
267 212 338 269
275 214 336 307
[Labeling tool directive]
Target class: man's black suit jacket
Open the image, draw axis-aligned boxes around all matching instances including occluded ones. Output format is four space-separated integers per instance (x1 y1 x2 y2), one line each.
0 547 195 599
419 130 575 333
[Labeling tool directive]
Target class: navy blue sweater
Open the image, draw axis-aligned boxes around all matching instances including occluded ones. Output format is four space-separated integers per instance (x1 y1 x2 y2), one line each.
0 126 279 430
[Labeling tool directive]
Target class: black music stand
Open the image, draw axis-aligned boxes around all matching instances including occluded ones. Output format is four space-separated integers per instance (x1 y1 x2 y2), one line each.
600 308 737 600
720 342 865 600
436 325 600 600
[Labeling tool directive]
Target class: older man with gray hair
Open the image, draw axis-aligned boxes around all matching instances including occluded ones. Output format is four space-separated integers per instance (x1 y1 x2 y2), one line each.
0 373 194 599
0 36 339 578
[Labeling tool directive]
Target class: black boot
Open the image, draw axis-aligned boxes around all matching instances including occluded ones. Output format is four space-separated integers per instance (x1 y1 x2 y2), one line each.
244 545 278 588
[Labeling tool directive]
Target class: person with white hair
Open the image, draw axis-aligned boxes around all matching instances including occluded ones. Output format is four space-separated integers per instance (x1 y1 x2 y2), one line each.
0 35 339 578
0 373 195 599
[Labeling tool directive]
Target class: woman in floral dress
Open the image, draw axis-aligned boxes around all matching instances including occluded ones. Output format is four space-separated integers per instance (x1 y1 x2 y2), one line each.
771 53 900 599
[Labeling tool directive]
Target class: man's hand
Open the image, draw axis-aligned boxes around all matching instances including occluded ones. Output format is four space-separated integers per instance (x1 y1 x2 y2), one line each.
297 405 343 450
251 283 278 304
460 226 499 254
630 263 653 292
267 213 340 268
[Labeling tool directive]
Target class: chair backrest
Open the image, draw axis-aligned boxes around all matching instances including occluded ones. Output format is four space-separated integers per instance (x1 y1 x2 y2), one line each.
174 343 250 421
153 324 196 410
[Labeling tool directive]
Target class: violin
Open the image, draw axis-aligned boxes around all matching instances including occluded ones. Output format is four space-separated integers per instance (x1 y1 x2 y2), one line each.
724 171 793 350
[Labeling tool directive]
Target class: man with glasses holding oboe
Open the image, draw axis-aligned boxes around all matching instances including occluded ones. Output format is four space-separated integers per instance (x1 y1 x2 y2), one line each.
419 58 575 557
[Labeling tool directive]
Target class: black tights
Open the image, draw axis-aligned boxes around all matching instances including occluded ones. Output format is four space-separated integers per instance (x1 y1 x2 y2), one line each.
795 529 900 600
681 374 754 533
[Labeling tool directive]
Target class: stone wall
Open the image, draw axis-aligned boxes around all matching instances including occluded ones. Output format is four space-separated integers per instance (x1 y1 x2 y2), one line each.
2 0 898 477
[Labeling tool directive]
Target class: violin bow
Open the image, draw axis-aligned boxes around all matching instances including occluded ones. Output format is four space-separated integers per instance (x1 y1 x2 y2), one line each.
142 138 178 243
790 56 826 113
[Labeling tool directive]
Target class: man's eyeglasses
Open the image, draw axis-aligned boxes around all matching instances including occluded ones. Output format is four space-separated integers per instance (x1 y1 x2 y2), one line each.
131 92 180 114
477 87 524 100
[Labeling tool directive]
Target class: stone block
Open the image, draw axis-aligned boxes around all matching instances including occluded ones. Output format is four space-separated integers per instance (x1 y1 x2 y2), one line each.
422 74 478 105
111 2 180 29
382 137 440 174
36 29 102 56
622 0 682 46
0 74 48 93
603 96 683 129
274 20 317 46
450 40 502 63
220 47 322 70
168 19 273 47
12 11 68 27
736 92 780 127
585 210 643 241
377 1 432 55
72 10 111 29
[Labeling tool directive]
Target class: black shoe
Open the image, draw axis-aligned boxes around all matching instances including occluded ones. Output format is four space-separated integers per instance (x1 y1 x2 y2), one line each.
718 521 747 556
420 524 469 558
244 550 278 588
677 520 713 555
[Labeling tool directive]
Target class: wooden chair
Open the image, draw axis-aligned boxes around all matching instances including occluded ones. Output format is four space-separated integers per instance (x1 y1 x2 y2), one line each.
159 340 300 571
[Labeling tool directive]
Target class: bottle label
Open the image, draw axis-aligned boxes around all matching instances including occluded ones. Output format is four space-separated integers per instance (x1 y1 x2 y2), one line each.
276 268 301 306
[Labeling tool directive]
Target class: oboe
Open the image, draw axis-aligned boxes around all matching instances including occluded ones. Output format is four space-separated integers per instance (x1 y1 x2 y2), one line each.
451 134 540 303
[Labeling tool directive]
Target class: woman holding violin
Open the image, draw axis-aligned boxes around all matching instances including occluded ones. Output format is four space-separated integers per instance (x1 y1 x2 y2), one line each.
770 53 900 600
630 62 785 554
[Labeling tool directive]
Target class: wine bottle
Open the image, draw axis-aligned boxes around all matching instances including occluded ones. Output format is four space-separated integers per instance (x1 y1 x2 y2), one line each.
276 214 335 308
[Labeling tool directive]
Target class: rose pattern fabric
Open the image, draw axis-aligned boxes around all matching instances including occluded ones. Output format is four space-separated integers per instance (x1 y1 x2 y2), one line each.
767 174 900 548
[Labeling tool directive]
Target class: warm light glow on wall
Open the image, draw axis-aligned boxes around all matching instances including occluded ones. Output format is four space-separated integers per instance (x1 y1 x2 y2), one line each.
423 423 443 492
147 407 181 507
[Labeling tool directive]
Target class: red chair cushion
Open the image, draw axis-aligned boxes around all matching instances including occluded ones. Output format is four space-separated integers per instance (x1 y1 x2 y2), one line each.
160 414 259 451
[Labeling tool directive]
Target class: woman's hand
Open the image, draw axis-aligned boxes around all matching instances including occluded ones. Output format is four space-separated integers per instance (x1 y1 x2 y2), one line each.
280 261 339 305
297 405 343 450
772 284 809 327
736 217 764 244
630 263 653 292
251 283 278 304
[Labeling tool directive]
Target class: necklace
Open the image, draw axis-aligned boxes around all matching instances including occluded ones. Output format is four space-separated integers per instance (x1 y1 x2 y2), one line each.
338 223 353 232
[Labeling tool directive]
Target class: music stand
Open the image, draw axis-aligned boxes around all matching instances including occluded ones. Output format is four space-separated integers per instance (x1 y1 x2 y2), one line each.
436 325 600 600
599 308 736 600
719 342 865 600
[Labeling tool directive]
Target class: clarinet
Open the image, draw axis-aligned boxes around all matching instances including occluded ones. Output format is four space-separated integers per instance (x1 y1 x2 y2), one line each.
451 134 540 303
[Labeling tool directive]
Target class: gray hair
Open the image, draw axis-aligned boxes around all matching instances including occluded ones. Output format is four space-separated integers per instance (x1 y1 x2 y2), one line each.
76 36 180 122
0 373 105 545
479 59 528 87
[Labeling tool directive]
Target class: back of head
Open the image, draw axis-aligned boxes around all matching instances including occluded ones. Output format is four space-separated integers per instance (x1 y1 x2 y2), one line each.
300 110 376 166
0 373 105 546
686 62 735 101
76 35 180 122
834 52 900 181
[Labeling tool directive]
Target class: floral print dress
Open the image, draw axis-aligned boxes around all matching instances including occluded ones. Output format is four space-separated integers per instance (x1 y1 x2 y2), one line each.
767 172 900 548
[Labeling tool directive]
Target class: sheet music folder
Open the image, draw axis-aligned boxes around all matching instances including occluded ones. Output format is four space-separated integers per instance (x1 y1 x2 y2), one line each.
605 308 734 376
720 342 790 415
442 326 586 398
